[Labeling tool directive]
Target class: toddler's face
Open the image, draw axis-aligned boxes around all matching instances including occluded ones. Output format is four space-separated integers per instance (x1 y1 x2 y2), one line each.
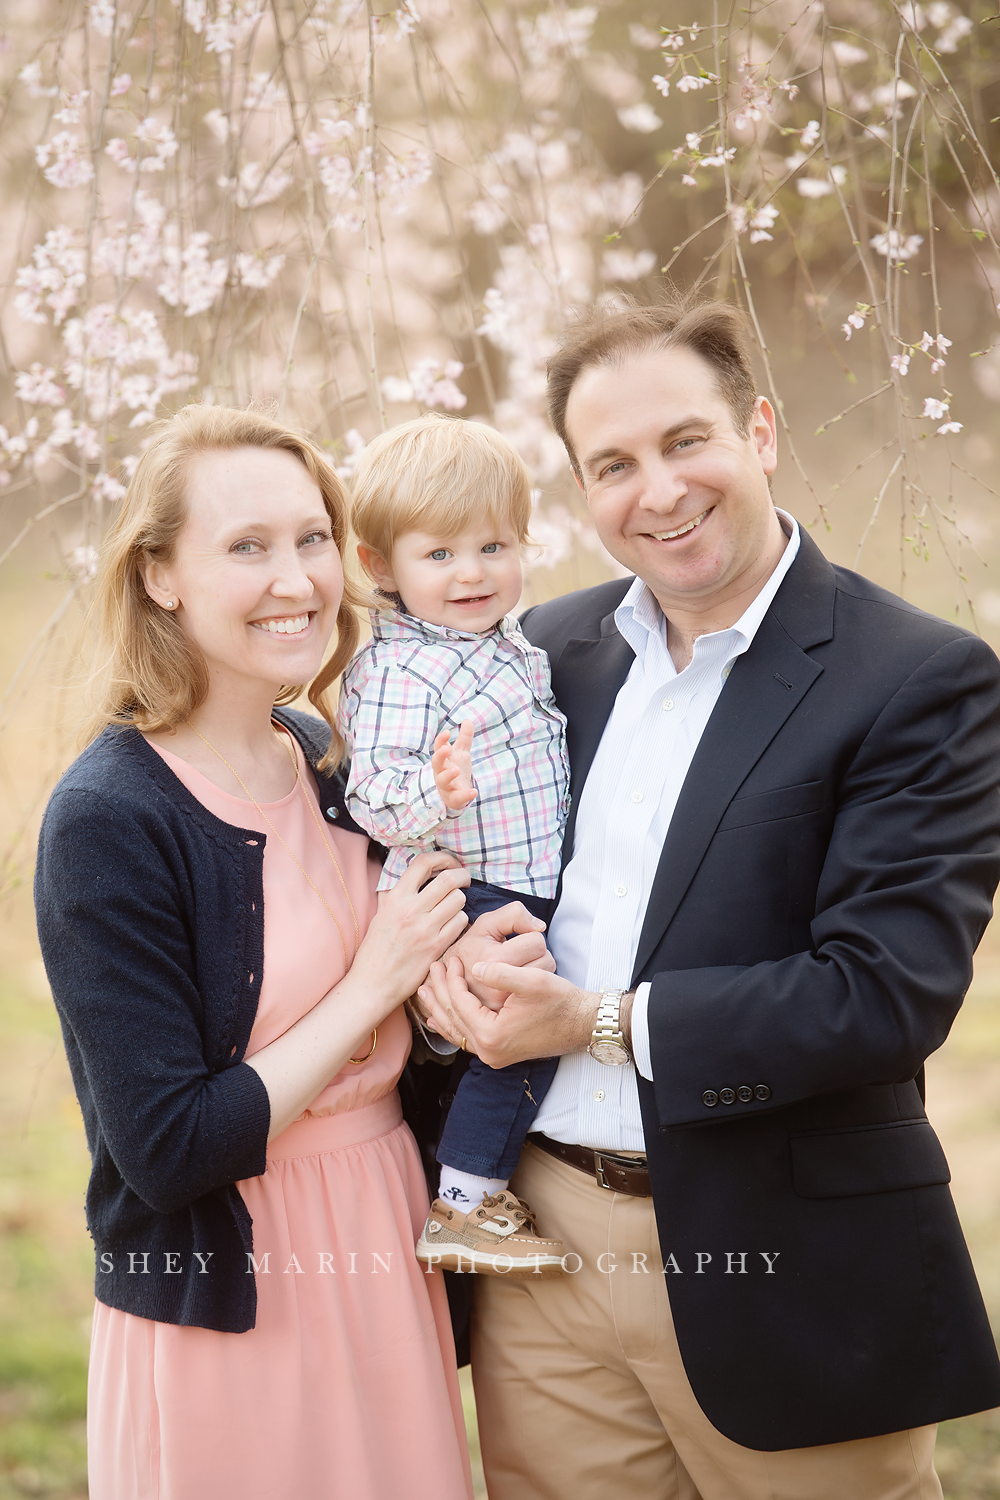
370 520 523 632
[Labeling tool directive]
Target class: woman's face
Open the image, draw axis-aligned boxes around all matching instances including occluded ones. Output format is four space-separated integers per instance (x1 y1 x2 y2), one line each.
145 446 345 697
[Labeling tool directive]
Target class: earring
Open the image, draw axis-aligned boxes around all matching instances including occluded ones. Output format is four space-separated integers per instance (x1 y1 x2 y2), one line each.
165 599 176 610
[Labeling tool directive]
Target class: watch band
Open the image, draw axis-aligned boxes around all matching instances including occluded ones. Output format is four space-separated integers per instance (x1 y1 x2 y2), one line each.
588 989 632 1064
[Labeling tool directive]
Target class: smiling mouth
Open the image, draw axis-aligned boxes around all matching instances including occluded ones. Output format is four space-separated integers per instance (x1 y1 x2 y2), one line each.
450 595 493 606
650 508 712 542
249 612 313 636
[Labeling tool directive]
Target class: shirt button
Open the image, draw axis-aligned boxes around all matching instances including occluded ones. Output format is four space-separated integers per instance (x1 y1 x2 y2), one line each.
662 698 675 711
631 790 643 803
325 806 340 820
722 666 732 680
615 884 627 897
593 1089 605 1102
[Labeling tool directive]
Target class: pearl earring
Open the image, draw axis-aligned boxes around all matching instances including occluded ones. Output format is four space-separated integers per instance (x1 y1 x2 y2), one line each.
165 599 176 609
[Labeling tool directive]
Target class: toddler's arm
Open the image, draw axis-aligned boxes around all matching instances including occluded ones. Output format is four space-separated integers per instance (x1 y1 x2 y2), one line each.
432 721 477 811
338 657 465 846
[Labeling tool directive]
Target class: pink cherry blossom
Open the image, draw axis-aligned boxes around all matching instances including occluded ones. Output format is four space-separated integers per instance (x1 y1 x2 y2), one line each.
235 252 286 290
617 104 662 134
871 231 923 263
158 233 227 316
408 357 467 410
396 3 420 39
601 249 657 282
36 132 95 189
15 366 66 405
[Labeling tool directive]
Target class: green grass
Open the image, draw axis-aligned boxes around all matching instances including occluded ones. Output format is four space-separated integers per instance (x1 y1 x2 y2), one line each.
0 1231 89 1498
938 1410 1000 1499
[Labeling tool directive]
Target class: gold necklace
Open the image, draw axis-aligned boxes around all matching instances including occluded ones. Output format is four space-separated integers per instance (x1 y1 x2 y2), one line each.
186 721 375 1065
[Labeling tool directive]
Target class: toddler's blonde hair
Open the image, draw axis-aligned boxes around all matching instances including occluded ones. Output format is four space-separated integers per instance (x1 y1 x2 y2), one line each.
350 415 532 568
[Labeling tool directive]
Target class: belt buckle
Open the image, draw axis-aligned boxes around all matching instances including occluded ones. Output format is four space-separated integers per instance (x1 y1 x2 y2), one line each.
593 1151 620 1191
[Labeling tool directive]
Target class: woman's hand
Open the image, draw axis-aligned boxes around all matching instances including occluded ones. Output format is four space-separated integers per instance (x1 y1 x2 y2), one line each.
246 852 469 1140
347 851 470 1008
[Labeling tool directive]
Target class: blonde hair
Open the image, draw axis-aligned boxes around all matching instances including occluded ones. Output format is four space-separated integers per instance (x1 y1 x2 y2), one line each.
350 415 532 571
83 404 363 768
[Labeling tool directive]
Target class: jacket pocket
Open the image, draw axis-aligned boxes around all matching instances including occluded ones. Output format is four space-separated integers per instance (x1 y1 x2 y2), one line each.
717 779 824 832
790 1120 951 1199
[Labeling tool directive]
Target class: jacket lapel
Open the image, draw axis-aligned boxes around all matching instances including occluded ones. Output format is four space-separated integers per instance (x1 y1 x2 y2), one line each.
551 618 635 860
629 530 837 981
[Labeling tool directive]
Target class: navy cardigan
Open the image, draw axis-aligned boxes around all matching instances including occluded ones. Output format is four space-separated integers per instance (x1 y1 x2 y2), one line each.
34 708 368 1333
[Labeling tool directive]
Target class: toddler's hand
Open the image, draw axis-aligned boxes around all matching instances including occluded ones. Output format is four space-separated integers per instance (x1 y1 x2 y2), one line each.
432 720 476 811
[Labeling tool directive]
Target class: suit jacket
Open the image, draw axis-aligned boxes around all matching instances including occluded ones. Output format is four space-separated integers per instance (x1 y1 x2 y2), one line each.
519 528 1000 1450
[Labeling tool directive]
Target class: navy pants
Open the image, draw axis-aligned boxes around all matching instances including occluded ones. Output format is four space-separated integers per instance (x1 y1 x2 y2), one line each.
436 880 559 1181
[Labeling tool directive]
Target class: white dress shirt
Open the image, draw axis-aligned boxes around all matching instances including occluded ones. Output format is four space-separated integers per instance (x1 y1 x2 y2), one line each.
533 513 800 1151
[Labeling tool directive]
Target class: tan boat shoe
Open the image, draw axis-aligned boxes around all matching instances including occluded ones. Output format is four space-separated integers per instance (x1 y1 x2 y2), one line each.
415 1189 567 1278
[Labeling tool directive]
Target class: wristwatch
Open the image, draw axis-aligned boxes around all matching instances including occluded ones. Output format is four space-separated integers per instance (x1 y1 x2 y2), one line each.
588 989 632 1066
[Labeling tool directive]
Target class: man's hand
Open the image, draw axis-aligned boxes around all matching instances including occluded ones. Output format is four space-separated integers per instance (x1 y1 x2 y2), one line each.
442 900 555 1012
432 720 477 811
417 955 601 1067
408 901 553 1025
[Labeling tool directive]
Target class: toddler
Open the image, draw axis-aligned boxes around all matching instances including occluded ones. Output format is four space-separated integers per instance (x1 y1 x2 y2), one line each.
338 415 570 1276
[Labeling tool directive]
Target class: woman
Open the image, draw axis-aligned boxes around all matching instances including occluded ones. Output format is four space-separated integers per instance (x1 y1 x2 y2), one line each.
34 405 476 1499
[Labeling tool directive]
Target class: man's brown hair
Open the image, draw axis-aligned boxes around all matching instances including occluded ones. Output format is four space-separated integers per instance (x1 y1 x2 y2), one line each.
547 294 759 477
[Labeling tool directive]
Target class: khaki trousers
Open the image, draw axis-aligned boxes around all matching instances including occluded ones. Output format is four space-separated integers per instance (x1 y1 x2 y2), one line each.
471 1142 943 1500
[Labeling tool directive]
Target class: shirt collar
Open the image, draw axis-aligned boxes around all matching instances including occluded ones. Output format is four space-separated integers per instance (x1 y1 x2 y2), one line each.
369 605 513 645
615 509 800 657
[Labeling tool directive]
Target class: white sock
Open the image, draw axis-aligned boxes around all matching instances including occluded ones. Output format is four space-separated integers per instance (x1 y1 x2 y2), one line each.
437 1166 507 1208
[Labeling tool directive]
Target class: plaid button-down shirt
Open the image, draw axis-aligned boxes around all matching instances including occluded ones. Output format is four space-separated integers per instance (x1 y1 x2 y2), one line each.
337 608 570 896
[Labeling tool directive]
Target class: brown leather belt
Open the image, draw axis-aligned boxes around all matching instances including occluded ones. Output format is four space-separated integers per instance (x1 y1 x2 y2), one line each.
527 1132 651 1197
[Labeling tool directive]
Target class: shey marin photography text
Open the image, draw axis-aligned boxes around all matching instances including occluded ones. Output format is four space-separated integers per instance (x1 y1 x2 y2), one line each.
97 1249 783 1277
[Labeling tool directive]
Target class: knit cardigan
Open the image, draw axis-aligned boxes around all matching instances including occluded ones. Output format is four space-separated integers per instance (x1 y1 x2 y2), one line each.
34 708 368 1333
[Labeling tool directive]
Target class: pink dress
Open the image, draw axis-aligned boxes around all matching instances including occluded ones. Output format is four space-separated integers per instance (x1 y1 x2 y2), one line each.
87 732 473 1500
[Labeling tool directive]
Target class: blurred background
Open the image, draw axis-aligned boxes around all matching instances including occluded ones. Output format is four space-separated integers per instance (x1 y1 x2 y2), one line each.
1 0 999 1493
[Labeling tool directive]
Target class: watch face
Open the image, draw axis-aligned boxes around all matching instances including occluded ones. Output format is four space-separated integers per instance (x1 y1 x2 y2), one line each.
589 1039 630 1066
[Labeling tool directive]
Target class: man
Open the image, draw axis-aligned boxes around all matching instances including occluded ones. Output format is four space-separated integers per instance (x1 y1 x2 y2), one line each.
419 297 1000 1499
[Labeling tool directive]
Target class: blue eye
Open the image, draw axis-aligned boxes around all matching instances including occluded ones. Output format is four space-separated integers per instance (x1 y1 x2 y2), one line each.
481 542 500 554
429 549 449 561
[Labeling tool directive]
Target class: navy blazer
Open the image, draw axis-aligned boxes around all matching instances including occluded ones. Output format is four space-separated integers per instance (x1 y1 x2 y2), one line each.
520 528 1000 1449
34 707 364 1332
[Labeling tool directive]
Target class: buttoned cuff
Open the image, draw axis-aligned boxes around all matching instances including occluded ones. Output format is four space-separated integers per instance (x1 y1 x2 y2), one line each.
631 982 653 1080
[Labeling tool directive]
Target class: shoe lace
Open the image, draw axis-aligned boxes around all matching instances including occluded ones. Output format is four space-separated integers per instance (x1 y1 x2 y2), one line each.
476 1192 537 1230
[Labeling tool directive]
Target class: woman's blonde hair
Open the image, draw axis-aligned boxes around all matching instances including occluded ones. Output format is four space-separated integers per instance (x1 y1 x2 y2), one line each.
350 415 532 572
84 404 363 767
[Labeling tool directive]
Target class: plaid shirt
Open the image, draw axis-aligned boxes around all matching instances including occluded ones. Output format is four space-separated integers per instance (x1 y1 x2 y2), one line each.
337 608 570 896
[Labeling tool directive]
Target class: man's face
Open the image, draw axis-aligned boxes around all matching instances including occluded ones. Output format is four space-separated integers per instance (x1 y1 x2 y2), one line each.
565 346 780 617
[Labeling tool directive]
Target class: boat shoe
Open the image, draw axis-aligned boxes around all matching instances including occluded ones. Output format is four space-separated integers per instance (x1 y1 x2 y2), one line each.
415 1189 567 1277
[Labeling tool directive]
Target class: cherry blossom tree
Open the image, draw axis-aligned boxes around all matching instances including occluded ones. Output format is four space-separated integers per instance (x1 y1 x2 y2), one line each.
0 0 998 884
